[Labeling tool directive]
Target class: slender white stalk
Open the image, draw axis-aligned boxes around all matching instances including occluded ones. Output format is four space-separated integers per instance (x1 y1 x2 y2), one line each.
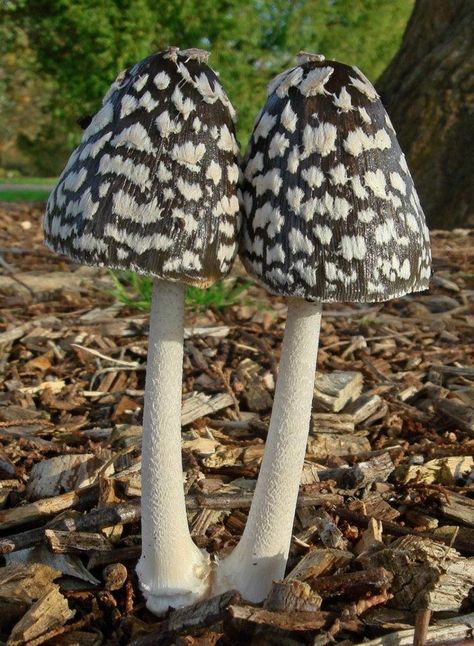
136 279 211 615
215 298 323 602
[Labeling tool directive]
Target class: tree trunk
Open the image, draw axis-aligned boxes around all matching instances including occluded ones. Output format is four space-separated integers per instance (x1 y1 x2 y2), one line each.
377 0 474 229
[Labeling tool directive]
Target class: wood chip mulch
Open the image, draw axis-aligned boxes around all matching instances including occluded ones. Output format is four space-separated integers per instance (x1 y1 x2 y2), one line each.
0 201 473 645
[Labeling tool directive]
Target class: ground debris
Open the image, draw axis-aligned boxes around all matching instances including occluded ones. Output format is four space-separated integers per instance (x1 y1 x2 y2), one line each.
0 205 473 643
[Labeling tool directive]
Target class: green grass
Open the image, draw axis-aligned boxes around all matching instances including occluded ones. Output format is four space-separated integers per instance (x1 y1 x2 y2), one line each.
110 271 253 312
0 177 56 185
0 189 51 202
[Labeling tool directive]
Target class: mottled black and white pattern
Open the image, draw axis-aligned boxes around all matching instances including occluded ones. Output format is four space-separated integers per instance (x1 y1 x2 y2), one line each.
240 57 431 302
44 48 241 287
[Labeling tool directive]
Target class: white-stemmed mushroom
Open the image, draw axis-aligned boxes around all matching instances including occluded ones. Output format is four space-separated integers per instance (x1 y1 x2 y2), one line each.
216 53 431 602
43 47 241 614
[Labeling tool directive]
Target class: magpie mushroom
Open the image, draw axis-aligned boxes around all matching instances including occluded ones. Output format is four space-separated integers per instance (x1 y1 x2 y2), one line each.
43 47 240 614
216 52 431 602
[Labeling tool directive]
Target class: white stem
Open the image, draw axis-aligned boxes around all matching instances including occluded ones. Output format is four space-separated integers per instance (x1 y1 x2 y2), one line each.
136 279 211 615
215 299 322 602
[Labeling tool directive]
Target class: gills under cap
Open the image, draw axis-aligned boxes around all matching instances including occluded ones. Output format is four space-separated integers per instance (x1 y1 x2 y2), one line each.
44 48 241 287
240 57 431 303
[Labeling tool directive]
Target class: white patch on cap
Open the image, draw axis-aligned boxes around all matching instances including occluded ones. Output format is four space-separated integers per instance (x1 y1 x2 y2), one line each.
209 126 219 140
254 112 277 141
139 91 159 112
332 86 353 112
275 67 304 98
325 261 337 281
217 195 239 216
388 192 402 209
287 186 304 212
245 152 264 179
252 236 264 256
242 191 253 214
194 72 218 102
227 164 239 185
341 235 367 260
267 243 285 264
112 123 156 154
155 110 182 138
349 68 378 101
287 147 300 173
325 195 351 220
299 66 333 97
269 132 290 159
157 162 172 182
280 102 298 132
177 178 203 201
289 228 314 254
300 197 320 222
98 182 110 198
253 203 283 237
112 189 162 224
62 168 87 193
217 243 237 262
154 71 170 90
365 169 387 199
399 153 409 174
266 267 291 284
254 169 282 196
302 122 337 157
358 107 371 124
79 131 113 161
344 127 391 156
104 225 169 252
389 172 407 195
358 207 376 223
405 212 419 232
164 250 202 273
206 161 222 185
162 187 174 201
171 85 195 119
83 102 114 139
374 220 396 244
329 163 348 185
294 260 317 286
120 94 139 118
314 224 332 245
220 219 237 238
98 154 151 189
301 166 324 188
171 208 199 234
133 74 148 92
351 175 368 200
171 142 206 169
192 116 201 132
217 125 237 152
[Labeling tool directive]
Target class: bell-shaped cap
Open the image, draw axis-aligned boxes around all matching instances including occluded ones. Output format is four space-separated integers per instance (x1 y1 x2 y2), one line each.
44 48 241 287
240 56 431 302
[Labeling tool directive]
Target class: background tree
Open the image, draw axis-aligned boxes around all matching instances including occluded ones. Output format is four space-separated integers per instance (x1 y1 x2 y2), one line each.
377 0 474 229
1 0 414 176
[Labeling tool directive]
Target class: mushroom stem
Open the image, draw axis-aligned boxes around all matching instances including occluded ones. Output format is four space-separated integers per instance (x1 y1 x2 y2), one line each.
215 299 322 602
137 279 211 614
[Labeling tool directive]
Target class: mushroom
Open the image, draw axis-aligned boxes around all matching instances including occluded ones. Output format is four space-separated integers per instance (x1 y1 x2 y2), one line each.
43 47 241 614
216 53 431 602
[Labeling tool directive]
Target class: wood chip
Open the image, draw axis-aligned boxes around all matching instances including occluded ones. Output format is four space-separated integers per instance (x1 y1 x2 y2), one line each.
7 584 75 646
314 371 363 412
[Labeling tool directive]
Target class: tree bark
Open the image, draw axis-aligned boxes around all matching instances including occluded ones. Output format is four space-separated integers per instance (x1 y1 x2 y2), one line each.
377 0 474 229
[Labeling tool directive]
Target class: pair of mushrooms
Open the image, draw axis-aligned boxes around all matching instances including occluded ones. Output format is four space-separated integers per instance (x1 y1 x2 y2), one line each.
44 47 431 615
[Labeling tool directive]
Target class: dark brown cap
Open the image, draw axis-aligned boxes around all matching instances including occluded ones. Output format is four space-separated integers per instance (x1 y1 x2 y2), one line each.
240 56 431 302
44 48 241 287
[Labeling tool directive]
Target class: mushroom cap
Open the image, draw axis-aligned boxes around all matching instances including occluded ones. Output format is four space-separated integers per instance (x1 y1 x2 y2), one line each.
240 57 431 303
44 48 241 288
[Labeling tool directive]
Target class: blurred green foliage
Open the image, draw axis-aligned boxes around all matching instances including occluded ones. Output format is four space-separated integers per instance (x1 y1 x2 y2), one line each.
0 0 413 175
